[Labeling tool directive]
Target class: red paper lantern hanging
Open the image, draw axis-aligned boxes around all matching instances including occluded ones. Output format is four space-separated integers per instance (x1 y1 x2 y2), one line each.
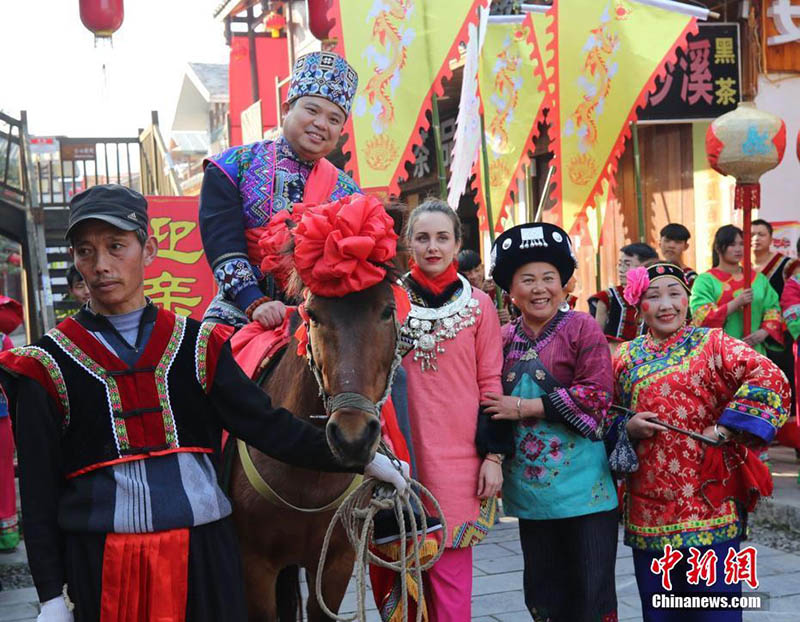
79 0 125 40
705 101 786 336
264 10 287 38
307 0 335 41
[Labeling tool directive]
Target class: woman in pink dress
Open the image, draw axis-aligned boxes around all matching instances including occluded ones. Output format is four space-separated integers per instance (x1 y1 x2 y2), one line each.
399 199 511 620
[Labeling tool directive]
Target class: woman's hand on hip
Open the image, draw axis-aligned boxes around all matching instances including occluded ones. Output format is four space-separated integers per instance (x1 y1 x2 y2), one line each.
477 458 503 499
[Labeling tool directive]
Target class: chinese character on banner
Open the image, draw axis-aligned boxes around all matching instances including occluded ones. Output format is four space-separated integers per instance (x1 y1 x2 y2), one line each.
642 23 740 122
715 77 738 106
714 37 736 63
144 197 215 320
651 545 684 591
723 546 759 589
686 547 718 587
687 39 713 105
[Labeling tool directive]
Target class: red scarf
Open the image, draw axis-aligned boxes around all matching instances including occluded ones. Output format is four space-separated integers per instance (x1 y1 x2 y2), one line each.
409 258 460 295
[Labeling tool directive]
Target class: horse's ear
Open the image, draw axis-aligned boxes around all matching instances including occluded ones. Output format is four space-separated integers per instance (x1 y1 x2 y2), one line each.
284 269 305 303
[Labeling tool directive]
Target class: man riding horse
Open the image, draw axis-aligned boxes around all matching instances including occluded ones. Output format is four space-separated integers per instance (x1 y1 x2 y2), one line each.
199 51 361 329
199 49 420 487
0 185 405 622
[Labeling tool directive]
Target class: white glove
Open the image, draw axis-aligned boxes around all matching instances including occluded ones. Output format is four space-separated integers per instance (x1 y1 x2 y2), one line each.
37 597 73 622
365 453 409 493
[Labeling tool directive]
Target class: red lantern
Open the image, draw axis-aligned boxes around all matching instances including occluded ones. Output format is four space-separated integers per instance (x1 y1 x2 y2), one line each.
264 11 287 38
796 128 800 163
308 0 335 41
706 102 786 335
79 0 124 39
0 296 23 334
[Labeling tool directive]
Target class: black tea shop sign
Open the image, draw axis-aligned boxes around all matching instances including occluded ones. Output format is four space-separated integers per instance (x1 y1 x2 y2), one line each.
639 23 741 123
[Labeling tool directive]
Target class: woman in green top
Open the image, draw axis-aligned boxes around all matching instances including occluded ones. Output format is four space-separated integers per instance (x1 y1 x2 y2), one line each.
691 224 783 355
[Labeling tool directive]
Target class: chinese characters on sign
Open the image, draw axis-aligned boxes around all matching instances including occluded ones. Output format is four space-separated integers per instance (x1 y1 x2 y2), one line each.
641 23 741 122
650 544 759 590
768 0 800 46
410 117 456 180
144 197 215 320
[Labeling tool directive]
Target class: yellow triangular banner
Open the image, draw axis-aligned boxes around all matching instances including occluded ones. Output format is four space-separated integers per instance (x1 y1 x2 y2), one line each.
473 14 546 234
544 0 696 233
330 0 486 193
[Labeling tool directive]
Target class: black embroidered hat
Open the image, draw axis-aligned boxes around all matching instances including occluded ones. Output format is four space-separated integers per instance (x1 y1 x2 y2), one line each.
490 223 576 291
66 184 149 240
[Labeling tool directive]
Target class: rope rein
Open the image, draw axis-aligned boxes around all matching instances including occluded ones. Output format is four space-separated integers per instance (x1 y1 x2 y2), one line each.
314 443 448 622
303 298 449 620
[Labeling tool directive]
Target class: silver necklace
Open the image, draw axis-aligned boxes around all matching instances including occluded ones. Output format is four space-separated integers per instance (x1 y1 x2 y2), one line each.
401 274 481 372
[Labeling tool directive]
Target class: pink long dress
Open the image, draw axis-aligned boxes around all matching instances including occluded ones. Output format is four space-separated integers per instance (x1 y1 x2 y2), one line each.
402 284 503 548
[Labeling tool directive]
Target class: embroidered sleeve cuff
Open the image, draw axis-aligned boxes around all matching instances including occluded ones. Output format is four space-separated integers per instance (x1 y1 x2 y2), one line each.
762 318 785 349
213 257 261 309
543 388 601 440
233 284 266 314
718 406 782 444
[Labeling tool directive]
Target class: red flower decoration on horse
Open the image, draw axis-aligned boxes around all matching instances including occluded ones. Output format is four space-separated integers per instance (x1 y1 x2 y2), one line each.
293 194 398 297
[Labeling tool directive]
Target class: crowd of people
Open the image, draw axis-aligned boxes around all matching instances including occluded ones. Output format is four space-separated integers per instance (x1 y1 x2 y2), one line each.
0 49 796 622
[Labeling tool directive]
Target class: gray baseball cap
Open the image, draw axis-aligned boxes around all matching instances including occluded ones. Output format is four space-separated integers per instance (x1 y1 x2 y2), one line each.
65 184 148 240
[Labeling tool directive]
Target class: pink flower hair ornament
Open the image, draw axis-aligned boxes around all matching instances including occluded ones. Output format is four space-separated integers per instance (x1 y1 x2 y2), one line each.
623 266 650 306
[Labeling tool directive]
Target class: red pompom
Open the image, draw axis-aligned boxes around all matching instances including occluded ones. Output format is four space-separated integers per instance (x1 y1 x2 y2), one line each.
293 194 398 297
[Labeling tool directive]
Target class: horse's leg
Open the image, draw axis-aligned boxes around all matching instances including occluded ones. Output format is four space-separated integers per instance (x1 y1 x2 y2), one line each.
240 547 281 622
305 543 356 622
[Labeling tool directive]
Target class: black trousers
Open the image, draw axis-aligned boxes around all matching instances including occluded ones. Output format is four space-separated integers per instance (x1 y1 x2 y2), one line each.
64 517 248 622
519 508 619 622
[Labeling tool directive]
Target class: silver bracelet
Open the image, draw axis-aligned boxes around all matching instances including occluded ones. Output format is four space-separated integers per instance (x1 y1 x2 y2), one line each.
714 424 729 442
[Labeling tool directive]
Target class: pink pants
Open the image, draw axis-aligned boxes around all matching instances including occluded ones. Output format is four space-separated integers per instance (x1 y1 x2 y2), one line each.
424 547 473 622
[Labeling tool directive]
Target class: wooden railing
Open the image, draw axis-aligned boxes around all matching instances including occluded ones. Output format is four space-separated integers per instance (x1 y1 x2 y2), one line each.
139 111 182 197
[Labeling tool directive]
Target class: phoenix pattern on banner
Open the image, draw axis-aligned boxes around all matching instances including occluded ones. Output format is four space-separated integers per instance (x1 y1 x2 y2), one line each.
542 0 696 234
473 15 546 234
329 0 487 192
359 0 414 171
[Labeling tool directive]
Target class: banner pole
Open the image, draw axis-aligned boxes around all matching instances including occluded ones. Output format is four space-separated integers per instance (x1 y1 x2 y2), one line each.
631 121 646 243
479 113 496 244
477 4 496 244
431 93 448 200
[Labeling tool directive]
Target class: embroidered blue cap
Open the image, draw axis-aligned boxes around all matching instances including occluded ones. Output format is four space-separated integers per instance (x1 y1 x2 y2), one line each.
286 51 358 116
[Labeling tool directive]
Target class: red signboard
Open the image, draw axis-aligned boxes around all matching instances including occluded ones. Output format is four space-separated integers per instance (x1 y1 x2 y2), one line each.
144 196 215 320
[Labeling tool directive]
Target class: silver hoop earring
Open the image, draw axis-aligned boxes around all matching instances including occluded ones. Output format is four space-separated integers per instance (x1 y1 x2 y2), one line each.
558 301 570 312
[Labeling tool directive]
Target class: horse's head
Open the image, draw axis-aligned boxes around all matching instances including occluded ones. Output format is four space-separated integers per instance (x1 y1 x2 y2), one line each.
302 277 398 467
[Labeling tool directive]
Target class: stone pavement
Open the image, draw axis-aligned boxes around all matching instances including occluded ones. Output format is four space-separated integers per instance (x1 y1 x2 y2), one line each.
2 517 799 621
3 446 800 621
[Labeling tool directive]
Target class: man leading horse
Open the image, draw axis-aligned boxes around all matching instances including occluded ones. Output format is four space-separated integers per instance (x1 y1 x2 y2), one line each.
0 185 405 622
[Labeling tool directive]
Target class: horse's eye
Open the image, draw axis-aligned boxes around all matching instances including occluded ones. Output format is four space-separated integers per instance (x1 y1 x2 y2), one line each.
306 308 320 324
381 306 394 320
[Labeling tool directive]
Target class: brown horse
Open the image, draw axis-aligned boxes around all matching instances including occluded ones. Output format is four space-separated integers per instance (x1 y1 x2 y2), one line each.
229 276 401 621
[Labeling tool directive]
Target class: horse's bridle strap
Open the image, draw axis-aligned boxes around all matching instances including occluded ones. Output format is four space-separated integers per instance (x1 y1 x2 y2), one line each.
237 439 363 513
328 392 378 416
